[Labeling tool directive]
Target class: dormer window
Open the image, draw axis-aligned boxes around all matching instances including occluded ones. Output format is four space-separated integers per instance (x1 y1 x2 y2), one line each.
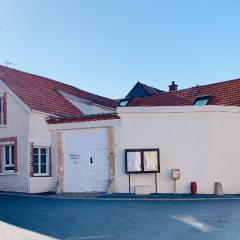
193 95 212 106
119 98 131 107
0 93 7 125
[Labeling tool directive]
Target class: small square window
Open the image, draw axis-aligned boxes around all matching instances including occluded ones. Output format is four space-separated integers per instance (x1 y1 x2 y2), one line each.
193 95 212 106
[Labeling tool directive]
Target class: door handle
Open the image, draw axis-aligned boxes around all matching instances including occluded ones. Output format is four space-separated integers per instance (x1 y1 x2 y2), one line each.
90 157 93 164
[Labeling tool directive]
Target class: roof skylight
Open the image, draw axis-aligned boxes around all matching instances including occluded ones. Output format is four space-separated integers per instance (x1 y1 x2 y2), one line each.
119 98 131 107
193 95 212 106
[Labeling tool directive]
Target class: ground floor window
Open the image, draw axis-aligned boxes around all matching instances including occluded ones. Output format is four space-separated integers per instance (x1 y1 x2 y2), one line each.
33 147 50 176
2 145 15 172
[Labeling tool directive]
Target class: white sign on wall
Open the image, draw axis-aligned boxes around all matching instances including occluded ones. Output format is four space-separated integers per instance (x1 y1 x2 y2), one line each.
70 154 80 164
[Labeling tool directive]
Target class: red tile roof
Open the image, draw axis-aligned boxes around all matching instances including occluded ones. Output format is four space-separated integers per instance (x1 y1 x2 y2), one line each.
46 113 120 124
141 83 164 95
128 78 240 107
0 65 117 116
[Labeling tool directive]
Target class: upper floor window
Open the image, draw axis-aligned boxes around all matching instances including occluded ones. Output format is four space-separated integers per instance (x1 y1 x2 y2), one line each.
33 147 50 176
0 96 3 124
193 95 212 106
0 93 7 125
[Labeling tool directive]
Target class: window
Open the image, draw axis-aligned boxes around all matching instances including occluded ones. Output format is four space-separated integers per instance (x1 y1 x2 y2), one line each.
0 137 17 174
2 145 15 172
0 93 7 125
193 95 212 106
33 147 50 176
119 98 131 107
0 96 4 125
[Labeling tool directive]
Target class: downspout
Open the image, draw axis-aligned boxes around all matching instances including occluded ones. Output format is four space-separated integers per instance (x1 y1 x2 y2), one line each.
27 111 31 193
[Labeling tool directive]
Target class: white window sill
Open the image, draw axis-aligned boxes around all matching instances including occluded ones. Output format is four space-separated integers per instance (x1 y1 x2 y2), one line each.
0 172 18 176
31 175 51 177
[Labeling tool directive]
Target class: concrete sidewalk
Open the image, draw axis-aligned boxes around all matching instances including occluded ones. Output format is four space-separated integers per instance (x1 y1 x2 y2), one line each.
98 193 240 201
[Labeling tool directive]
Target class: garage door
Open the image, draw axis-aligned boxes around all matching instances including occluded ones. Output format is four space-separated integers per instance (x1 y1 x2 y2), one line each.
63 128 109 192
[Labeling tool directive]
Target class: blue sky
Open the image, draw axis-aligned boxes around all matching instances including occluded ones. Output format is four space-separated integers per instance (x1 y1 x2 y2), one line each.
0 0 240 98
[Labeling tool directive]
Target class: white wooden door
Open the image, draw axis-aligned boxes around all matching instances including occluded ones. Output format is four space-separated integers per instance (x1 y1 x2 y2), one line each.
64 128 109 192
64 152 89 192
89 148 109 192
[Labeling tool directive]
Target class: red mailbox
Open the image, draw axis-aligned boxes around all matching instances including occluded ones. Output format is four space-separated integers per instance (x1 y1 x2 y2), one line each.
191 181 197 195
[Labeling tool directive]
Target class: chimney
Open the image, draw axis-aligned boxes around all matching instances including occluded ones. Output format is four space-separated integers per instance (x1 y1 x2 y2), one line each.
168 81 178 91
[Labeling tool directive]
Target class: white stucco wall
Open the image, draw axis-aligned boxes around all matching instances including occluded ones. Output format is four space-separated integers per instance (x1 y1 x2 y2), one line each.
29 112 57 193
115 106 240 194
0 82 30 192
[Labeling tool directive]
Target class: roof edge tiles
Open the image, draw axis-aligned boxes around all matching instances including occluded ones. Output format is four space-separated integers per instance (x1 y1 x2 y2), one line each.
46 113 120 124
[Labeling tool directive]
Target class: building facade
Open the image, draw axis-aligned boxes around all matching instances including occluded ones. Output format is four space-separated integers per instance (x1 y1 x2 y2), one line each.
1 65 240 194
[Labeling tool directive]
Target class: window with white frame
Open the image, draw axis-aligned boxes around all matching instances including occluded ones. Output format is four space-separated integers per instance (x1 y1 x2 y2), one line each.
0 95 4 125
2 145 15 172
33 147 50 176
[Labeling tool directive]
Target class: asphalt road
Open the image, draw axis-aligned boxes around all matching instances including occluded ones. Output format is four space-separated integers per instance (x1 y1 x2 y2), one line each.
0 195 240 240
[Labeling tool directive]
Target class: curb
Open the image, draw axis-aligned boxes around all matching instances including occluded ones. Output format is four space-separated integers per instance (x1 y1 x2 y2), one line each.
1 192 240 201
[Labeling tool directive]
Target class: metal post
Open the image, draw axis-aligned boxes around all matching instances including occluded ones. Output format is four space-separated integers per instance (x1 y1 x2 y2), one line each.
155 173 158 194
174 179 176 194
129 173 131 194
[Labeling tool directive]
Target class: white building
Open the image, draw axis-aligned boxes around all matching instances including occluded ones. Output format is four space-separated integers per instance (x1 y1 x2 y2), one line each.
0 65 117 193
1 65 240 194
